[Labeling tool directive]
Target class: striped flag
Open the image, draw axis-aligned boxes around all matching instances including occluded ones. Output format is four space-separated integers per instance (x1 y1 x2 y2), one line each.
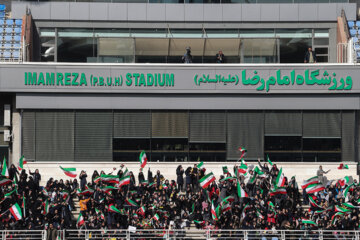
238 147 247 159
43 199 50 215
335 205 351 213
275 168 285 188
237 180 248 198
338 176 350 187
199 172 216 189
17 156 27 171
42 188 49 197
118 175 130 187
77 213 85 228
221 200 231 213
139 151 147 169
270 187 287 196
343 183 354 202
305 184 325 194
100 174 119 184
309 196 322 208
125 199 139 207
338 163 349 170
0 176 12 186
108 204 122 213
1 157 9 177
342 202 360 209
222 166 229 175
301 218 317 226
238 163 248 175
138 206 146 216
59 166 77 178
9 203 22 221
197 161 204 170
153 213 160 221
301 176 319 190
211 200 217 220
222 195 235 203
219 177 236 183
266 155 273 166
4 189 16 199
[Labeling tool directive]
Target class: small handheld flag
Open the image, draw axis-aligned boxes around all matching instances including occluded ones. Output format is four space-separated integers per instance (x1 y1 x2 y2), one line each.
60 166 77 178
139 151 147 169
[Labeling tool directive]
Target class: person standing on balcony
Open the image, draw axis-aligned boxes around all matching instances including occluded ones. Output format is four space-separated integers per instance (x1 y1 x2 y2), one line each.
215 50 225 63
304 47 317 63
182 47 193 64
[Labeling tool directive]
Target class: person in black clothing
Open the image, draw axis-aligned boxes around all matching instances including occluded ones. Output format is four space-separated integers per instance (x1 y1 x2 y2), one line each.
79 170 87 191
29 169 41 190
8 164 19 181
176 165 184 192
138 169 145 184
304 47 317 63
215 50 225 63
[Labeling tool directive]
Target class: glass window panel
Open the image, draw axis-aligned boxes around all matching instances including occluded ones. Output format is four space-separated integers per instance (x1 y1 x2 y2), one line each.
98 38 134 56
131 29 167 38
41 37 55 62
135 38 169 56
94 29 130 38
314 47 328 54
316 55 328 63
314 38 329 45
280 38 311 63
314 29 329 38
204 39 240 56
206 29 239 38
58 29 94 38
170 29 203 38
265 136 302 151
58 37 96 62
276 29 312 38
303 138 341 151
294 0 329 2
169 38 205 56
242 38 277 63
40 28 55 37
136 56 167 63
240 29 275 38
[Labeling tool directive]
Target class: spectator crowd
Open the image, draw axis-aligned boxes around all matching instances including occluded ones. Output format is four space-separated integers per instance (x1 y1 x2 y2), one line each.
0 158 359 237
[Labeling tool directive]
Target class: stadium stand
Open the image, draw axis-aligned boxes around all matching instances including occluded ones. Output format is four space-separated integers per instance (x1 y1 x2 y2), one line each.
0 4 22 62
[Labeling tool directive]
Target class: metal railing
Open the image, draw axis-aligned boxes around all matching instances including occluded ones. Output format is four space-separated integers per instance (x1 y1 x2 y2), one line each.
2 229 358 240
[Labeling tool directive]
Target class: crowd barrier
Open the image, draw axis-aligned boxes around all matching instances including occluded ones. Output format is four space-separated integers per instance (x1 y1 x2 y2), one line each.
1 229 360 240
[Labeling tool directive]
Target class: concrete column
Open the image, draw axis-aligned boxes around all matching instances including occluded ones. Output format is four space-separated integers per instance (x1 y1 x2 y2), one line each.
11 109 21 166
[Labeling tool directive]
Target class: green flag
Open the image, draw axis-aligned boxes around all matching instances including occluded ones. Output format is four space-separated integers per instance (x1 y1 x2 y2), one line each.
267 155 273 166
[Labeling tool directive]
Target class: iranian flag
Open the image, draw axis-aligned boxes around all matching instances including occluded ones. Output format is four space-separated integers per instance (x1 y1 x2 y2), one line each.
301 218 317 226
199 172 216 189
2 157 9 177
338 163 349 170
42 188 49 196
219 177 236 183
95 208 105 220
17 156 27 171
108 204 122 213
153 213 160 221
306 184 325 194
335 205 351 213
9 203 22 221
197 161 205 170
254 166 266 178
0 176 12 186
269 187 287 196
237 180 248 198
343 183 354 202
100 174 119 184
275 168 285 188
211 200 217 220
342 202 360 209
238 163 248 175
256 210 264 219
221 201 231 213
125 199 139 207
309 196 322 208
138 206 146 216
267 155 273 166
60 166 77 178
118 175 130 187
301 176 320 190
338 176 350 187
222 166 229 175
222 195 235 203
4 189 16 199
139 151 147 169
94 176 101 184
43 200 50 215
77 213 85 227
238 147 247 159
101 186 117 194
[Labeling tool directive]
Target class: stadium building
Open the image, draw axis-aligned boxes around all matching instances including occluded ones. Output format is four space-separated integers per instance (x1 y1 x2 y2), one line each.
0 0 359 182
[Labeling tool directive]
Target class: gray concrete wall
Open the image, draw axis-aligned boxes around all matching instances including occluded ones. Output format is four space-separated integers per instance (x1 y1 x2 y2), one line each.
11 2 357 22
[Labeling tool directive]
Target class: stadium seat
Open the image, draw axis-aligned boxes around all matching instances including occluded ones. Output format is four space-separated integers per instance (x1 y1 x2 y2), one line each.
13 35 21 42
348 21 355 29
350 29 357 37
0 4 5 12
15 19 22 27
353 37 359 43
14 28 21 35
0 19 4 26
12 51 20 59
355 45 360 51
4 35 11 42
356 21 360 28
0 27 3 33
6 20 13 26
5 27 12 34
357 51 360 58
12 43 21 49
3 51 10 59
3 43 11 49
0 12 5 18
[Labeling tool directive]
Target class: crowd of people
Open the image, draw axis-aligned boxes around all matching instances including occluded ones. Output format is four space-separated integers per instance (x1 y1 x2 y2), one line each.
0 159 359 237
